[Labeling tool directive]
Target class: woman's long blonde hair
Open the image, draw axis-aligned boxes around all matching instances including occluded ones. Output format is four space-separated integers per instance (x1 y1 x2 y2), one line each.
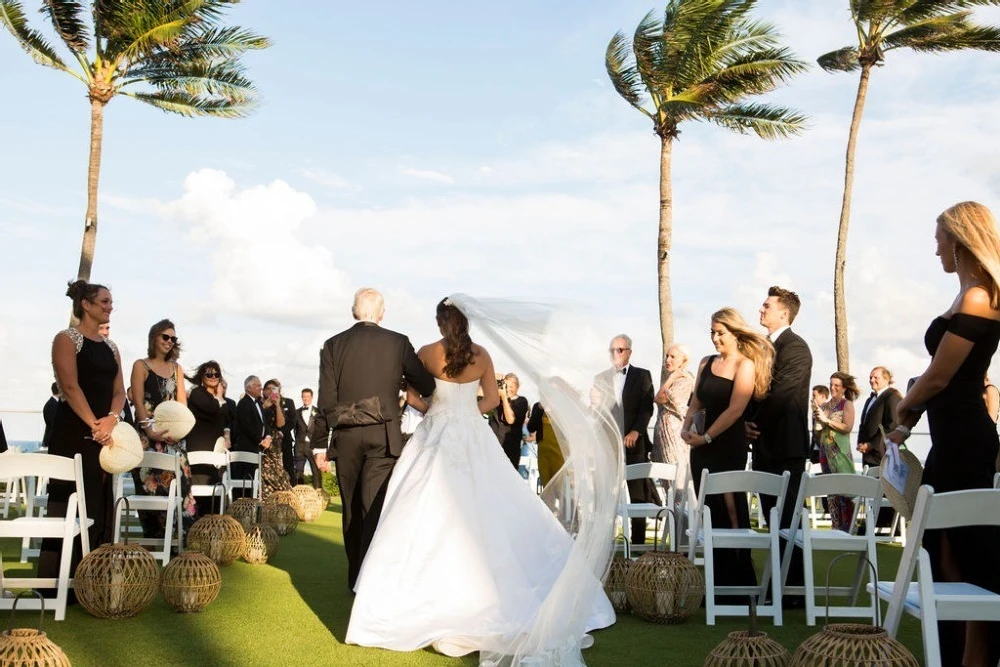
712 307 775 400
938 201 1000 309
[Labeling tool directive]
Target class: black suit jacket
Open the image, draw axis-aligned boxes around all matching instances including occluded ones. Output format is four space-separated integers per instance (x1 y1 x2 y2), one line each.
750 328 812 461
233 394 266 453
295 405 319 450
42 397 59 449
595 365 655 452
278 396 296 447
311 322 435 459
856 387 902 468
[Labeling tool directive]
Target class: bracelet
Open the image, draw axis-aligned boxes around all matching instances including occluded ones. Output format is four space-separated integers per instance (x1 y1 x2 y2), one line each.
893 425 911 437
108 412 121 424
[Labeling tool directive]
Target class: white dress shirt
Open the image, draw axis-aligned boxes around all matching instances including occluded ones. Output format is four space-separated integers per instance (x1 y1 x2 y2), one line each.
614 365 630 406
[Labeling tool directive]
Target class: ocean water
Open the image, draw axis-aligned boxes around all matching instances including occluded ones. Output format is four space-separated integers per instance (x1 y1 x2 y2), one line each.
8 441 41 453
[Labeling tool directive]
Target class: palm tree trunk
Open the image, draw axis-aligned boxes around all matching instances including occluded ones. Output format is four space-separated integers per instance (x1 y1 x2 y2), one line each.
76 97 105 282
658 135 674 369
833 63 872 373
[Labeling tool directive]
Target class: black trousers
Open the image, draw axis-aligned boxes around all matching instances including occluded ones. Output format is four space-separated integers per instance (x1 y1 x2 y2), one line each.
334 426 397 590
752 454 806 595
282 438 296 486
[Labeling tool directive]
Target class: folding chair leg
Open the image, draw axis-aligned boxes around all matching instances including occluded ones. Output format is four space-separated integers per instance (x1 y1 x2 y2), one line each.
804 538 816 626
847 552 865 605
704 539 715 625
770 533 783 626
918 554 942 667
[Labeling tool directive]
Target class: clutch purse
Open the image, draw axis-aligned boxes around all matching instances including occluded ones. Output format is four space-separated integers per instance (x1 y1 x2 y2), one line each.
330 396 387 429
689 409 706 436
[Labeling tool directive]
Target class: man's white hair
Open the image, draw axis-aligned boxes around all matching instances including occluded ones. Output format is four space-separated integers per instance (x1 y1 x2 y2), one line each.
610 333 633 349
244 375 260 389
352 287 385 323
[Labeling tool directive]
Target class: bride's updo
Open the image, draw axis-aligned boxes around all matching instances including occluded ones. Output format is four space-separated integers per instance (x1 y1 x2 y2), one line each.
437 298 475 378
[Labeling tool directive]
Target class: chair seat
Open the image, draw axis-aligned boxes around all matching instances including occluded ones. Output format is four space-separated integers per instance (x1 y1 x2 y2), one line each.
695 528 772 548
779 527 870 551
120 494 173 511
623 502 665 518
873 581 1000 621
0 516 93 538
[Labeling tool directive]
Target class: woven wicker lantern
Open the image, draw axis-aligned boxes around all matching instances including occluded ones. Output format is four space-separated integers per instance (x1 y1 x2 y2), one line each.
316 488 332 508
0 592 71 667
75 500 159 619
790 554 918 667
292 485 325 522
603 536 631 613
624 509 704 624
264 490 302 515
243 505 280 565
186 515 244 566
226 496 262 532
262 502 298 537
704 598 791 666
160 551 222 613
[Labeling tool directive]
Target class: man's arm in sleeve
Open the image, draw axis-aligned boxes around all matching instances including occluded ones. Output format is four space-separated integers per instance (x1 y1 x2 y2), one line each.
313 342 338 457
628 369 656 434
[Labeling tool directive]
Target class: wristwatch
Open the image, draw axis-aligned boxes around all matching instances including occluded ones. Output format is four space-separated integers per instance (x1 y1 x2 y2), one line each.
703 433 713 445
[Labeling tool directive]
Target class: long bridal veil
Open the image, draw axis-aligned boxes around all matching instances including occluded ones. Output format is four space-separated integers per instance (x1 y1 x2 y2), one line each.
447 294 623 667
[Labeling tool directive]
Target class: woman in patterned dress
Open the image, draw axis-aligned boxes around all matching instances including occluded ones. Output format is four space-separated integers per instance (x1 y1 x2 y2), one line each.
653 343 694 499
815 372 860 532
260 379 292 499
130 319 197 537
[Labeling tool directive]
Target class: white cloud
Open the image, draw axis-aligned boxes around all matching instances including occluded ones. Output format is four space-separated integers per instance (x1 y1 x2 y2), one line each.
296 168 355 190
398 166 456 185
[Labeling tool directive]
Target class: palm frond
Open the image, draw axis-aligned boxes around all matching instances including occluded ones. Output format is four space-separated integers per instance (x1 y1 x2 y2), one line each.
633 9 667 96
40 0 89 53
818 46 862 72
122 88 257 118
605 31 649 113
883 14 1000 52
899 0 1000 25
708 102 808 139
852 0 902 23
0 0 70 70
121 58 256 97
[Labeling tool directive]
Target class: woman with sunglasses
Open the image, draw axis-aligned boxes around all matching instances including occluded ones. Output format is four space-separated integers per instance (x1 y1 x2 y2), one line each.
186 361 229 515
130 319 198 537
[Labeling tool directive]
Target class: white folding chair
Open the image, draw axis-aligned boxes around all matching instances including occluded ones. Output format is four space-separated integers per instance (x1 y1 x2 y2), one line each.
864 465 906 545
688 468 790 626
619 462 678 552
871 485 1000 667
780 473 883 625
187 451 228 513
113 451 183 566
0 453 93 621
19 475 51 562
993 472 1000 489
224 451 261 502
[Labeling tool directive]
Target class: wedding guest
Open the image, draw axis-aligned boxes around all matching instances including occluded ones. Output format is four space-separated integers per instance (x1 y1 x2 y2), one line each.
527 402 563 487
0 420 6 454
294 388 322 488
888 201 1000 665
130 319 197 536
809 385 829 465
232 375 267 495
186 361 228 515
746 285 812 607
265 378 297 483
496 373 528 470
39 280 124 589
120 386 135 426
593 334 656 544
261 379 292 498
221 378 237 435
683 308 773 598
984 374 999 424
42 382 60 449
816 372 860 532
856 366 902 469
653 344 694 491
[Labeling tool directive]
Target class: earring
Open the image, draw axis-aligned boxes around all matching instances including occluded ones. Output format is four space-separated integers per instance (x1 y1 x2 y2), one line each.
953 245 960 271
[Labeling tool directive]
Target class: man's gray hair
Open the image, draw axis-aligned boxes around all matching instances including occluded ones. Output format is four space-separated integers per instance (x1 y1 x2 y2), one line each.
352 287 385 323
244 375 260 389
611 333 633 349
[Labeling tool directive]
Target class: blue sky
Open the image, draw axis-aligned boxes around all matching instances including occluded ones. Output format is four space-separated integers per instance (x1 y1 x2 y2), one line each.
2 1 1000 439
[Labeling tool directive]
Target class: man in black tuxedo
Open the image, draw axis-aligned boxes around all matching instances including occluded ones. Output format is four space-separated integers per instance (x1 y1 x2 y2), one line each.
856 366 902 469
592 334 657 544
42 382 60 449
232 375 268 495
310 288 435 589
746 286 812 606
294 388 323 489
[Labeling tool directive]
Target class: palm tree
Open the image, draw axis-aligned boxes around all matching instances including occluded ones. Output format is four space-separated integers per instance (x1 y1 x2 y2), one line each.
0 0 269 282
821 1 1000 373
607 0 807 359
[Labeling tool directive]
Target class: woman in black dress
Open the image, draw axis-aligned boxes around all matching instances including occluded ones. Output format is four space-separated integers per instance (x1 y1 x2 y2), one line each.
260 379 292 499
888 201 1000 667
186 360 230 515
39 280 126 586
682 307 774 599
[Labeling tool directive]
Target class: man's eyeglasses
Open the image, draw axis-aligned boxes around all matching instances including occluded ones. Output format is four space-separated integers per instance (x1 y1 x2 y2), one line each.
609 347 629 354
159 333 178 344
203 371 220 379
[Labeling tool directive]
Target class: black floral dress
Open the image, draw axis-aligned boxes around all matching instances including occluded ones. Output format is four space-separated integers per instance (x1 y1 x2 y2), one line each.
261 404 292 499
135 360 198 536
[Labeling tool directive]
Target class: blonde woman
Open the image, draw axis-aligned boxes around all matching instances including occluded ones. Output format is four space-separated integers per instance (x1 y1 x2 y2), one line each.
654 344 694 503
887 201 1000 667
682 308 774 599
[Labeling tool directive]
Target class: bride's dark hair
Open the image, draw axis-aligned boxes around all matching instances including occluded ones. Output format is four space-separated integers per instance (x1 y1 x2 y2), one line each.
437 298 475 378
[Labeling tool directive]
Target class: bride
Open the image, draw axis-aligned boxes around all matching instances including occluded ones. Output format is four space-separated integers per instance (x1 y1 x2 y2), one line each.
346 297 617 665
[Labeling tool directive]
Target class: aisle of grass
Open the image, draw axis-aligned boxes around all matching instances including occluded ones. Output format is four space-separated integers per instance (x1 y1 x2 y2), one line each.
1 502 925 666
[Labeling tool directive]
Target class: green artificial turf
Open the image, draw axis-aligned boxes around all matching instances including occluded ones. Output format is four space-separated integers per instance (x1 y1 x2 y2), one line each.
1 503 925 667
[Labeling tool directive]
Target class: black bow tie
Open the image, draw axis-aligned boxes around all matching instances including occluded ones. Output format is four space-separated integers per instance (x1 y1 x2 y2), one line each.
621 368 627 375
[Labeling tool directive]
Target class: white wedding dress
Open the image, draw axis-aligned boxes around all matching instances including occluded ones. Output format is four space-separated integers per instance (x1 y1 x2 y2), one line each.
345 377 616 661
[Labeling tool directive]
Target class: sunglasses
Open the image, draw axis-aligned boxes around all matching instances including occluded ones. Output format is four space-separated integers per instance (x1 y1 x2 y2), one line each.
159 333 178 344
608 347 629 354
203 371 220 379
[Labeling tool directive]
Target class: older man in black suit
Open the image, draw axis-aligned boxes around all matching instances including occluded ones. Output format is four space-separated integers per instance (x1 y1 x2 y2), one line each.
232 375 268 494
856 366 902 469
747 286 812 607
593 333 657 545
311 288 436 589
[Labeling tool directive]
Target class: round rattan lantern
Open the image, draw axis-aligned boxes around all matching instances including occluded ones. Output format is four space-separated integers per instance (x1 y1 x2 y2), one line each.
160 550 222 613
264 490 302 515
75 500 160 619
243 506 280 565
316 488 331 508
292 485 324 521
0 592 71 667
704 599 791 667
603 536 631 613
262 502 298 536
226 496 262 533
186 514 245 566
624 510 704 624
790 624 918 666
